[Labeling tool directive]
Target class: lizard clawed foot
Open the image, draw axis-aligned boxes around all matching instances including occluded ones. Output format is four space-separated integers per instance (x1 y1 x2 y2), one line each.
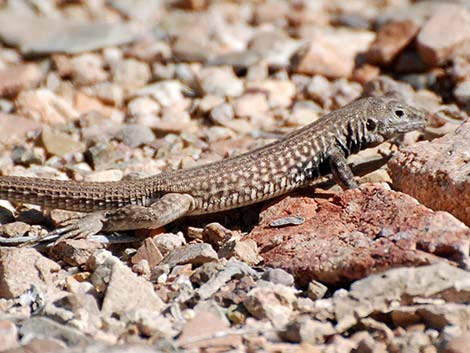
49 212 107 241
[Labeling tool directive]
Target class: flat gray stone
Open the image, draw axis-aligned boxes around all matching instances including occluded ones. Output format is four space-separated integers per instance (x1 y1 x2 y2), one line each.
0 10 141 55
19 317 91 347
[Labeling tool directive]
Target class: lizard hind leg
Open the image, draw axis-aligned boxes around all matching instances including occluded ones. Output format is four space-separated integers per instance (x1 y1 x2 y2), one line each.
50 193 195 240
101 193 195 231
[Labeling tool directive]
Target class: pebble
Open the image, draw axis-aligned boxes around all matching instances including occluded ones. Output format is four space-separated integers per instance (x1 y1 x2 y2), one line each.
50 239 104 266
0 11 140 55
210 103 234 125
261 268 295 287
89 250 165 318
41 128 86 157
245 79 295 108
83 82 124 107
197 66 244 97
0 221 31 238
115 124 155 148
366 20 420 65
131 238 164 268
111 58 151 89
163 243 218 268
84 142 123 171
307 280 328 300
135 80 186 107
16 89 79 124
417 4 470 67
389 120 470 226
0 320 18 351
232 93 269 119
0 247 60 298
454 80 470 106
54 53 108 86
0 63 43 98
11 146 43 166
244 284 297 328
127 96 161 117
218 239 262 266
291 29 374 78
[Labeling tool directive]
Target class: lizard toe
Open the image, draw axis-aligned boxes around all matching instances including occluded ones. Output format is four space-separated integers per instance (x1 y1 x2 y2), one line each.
52 212 106 240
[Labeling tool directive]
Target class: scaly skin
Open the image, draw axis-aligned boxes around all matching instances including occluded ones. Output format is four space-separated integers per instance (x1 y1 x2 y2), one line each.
0 96 426 238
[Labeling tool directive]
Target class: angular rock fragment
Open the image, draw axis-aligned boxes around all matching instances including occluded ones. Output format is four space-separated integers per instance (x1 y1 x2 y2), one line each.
49 239 104 267
367 20 419 65
389 120 470 226
162 243 218 268
244 283 298 328
291 29 374 78
0 11 141 55
0 63 43 98
331 262 470 331
178 310 242 350
417 4 470 66
16 89 79 124
88 250 165 318
0 247 60 298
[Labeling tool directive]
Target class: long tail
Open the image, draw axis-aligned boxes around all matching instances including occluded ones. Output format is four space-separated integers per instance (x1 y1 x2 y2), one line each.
0 176 152 212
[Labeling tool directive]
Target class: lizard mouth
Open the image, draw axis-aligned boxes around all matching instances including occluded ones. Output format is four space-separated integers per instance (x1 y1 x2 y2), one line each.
397 120 426 132
382 120 426 138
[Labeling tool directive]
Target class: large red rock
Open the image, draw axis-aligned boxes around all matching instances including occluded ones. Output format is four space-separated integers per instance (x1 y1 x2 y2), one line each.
247 184 470 286
389 120 470 226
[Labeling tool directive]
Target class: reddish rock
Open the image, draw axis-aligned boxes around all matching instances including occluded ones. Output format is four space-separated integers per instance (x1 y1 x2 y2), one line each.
178 311 242 350
0 320 18 351
16 89 79 124
367 20 420 65
417 4 470 67
131 238 164 268
0 113 40 145
291 30 374 79
247 184 470 286
442 331 470 353
389 120 470 226
352 64 381 84
0 63 43 98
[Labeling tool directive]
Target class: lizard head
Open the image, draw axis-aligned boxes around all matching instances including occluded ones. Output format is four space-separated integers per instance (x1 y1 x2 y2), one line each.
363 97 427 144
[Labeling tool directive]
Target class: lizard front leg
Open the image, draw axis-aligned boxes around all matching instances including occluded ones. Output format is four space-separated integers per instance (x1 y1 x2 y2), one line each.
328 145 359 189
51 193 195 239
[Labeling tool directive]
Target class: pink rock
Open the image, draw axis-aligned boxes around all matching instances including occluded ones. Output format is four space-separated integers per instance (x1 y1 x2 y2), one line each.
0 113 40 145
178 311 242 350
16 89 79 124
367 20 420 65
0 248 61 298
417 4 470 67
247 184 470 286
0 63 43 98
291 29 374 78
389 120 470 226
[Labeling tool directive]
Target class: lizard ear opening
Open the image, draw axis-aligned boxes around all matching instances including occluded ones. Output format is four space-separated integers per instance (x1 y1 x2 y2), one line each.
366 119 377 131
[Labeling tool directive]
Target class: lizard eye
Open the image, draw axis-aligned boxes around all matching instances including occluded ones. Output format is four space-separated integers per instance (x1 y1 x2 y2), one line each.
394 109 405 118
366 119 376 131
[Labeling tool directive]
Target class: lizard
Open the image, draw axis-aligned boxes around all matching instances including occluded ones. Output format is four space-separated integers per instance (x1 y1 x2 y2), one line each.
0 96 426 240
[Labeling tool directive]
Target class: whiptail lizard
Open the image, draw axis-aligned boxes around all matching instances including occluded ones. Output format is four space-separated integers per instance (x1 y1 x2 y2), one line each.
0 96 426 239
